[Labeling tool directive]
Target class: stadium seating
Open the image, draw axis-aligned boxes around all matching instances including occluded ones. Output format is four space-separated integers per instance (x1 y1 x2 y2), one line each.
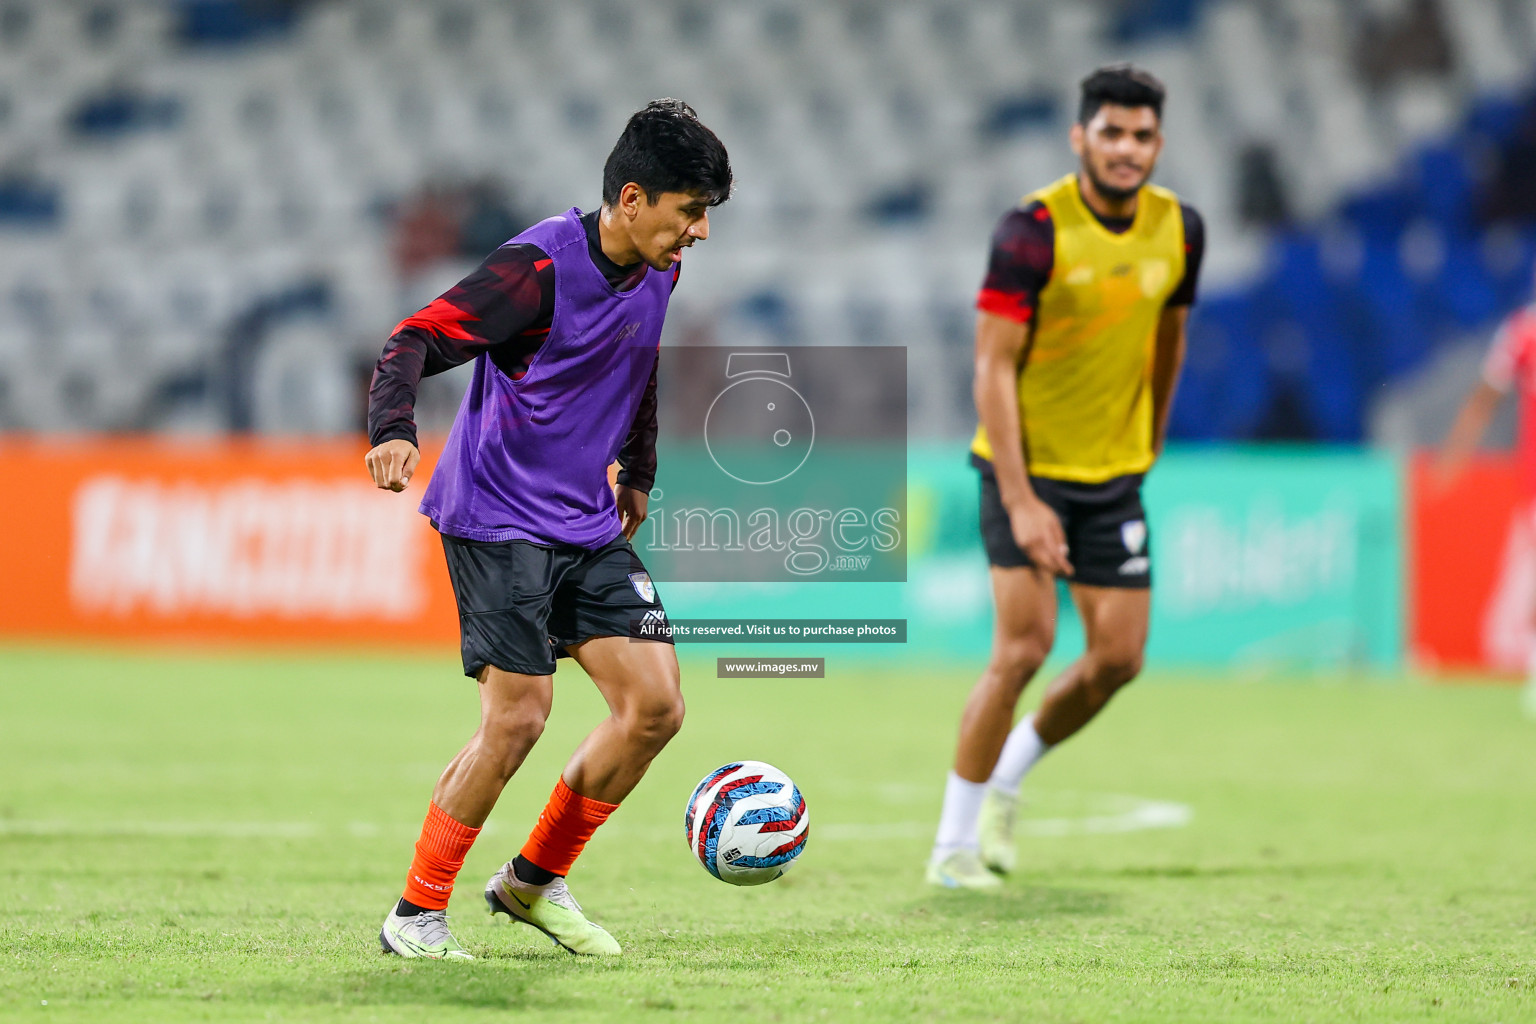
0 0 1531 439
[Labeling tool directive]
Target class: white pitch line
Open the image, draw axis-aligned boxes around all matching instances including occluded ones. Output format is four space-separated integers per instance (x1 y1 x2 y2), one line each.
0 820 325 839
0 820 448 839
0 822 324 835
1018 798 1193 837
813 796 1192 841
0 796 1191 842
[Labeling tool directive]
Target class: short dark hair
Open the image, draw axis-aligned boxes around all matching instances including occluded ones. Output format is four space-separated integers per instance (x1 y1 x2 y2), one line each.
602 99 733 208
1078 64 1166 125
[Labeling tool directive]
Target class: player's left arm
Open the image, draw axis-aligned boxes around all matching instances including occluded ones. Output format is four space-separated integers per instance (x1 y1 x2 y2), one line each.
613 265 678 540
615 353 659 540
1151 204 1205 459
1435 312 1523 487
1436 381 1504 488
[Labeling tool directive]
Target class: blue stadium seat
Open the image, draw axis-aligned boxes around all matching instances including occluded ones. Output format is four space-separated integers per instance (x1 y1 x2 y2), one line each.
1434 236 1502 331
1174 295 1270 441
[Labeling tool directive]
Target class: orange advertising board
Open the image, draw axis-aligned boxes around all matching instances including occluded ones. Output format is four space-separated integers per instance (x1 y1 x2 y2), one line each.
1408 451 1528 673
0 437 459 647
8 438 1523 670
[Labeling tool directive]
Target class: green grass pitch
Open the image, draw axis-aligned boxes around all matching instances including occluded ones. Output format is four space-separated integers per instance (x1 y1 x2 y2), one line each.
2 645 1533 1023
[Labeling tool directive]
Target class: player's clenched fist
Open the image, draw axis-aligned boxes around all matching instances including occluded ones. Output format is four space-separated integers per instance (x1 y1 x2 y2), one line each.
614 484 649 541
365 439 421 492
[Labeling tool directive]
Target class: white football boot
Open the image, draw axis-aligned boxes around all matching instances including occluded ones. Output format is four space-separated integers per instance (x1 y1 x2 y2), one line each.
379 906 473 960
978 788 1020 875
484 864 621 956
926 847 1002 889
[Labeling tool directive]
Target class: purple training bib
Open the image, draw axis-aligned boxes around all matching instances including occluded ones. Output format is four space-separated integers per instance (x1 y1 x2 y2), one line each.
420 208 668 548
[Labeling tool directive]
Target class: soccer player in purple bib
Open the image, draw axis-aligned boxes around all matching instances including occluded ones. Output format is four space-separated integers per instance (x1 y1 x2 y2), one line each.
364 100 730 959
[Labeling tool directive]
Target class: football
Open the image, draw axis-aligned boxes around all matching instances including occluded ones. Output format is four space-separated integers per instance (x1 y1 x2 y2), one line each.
684 760 809 885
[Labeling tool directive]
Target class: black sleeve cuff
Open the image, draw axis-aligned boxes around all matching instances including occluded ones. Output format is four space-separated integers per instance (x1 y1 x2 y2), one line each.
369 425 419 449
615 466 653 494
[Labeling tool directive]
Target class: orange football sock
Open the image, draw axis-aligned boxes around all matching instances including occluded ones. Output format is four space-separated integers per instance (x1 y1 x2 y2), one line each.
401 802 481 910
519 778 618 877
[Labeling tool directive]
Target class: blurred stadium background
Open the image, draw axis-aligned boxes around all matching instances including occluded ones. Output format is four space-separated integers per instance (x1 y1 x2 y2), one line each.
3 0 1536 674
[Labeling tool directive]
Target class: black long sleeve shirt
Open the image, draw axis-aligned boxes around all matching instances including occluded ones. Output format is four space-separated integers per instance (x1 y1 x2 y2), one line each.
367 210 673 492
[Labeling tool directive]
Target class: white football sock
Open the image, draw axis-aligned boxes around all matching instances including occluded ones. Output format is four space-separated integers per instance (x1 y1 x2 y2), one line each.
931 771 987 859
987 714 1052 796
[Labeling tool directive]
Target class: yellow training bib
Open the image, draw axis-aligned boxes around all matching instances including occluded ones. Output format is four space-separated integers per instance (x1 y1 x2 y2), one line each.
972 174 1185 483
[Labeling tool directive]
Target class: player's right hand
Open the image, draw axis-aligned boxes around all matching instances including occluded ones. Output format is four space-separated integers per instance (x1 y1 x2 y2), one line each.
1008 496 1073 577
365 439 421 492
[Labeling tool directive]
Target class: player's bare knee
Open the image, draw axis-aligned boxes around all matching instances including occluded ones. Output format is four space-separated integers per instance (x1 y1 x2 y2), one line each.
652 691 687 742
622 688 685 747
481 706 547 762
1088 649 1143 691
992 633 1051 688
658 691 686 740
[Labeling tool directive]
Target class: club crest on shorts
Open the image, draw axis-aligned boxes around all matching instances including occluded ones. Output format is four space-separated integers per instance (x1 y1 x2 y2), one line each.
1121 520 1147 555
628 571 656 603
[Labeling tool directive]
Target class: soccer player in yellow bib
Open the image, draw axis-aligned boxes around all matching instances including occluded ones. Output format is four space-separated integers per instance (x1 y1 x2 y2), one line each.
928 66 1205 888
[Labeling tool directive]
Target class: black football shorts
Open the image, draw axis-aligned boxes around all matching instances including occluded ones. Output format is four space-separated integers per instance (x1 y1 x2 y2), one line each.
439 532 673 678
977 462 1151 589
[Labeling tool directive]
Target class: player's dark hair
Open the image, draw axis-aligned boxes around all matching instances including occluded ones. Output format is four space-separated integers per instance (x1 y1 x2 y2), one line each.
602 99 732 208
1078 64 1166 124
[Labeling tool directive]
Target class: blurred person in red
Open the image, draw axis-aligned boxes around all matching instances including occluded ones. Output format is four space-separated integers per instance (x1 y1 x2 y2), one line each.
1439 289 1536 717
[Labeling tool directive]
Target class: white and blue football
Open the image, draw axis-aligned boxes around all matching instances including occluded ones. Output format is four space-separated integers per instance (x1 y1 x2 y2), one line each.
684 760 809 885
